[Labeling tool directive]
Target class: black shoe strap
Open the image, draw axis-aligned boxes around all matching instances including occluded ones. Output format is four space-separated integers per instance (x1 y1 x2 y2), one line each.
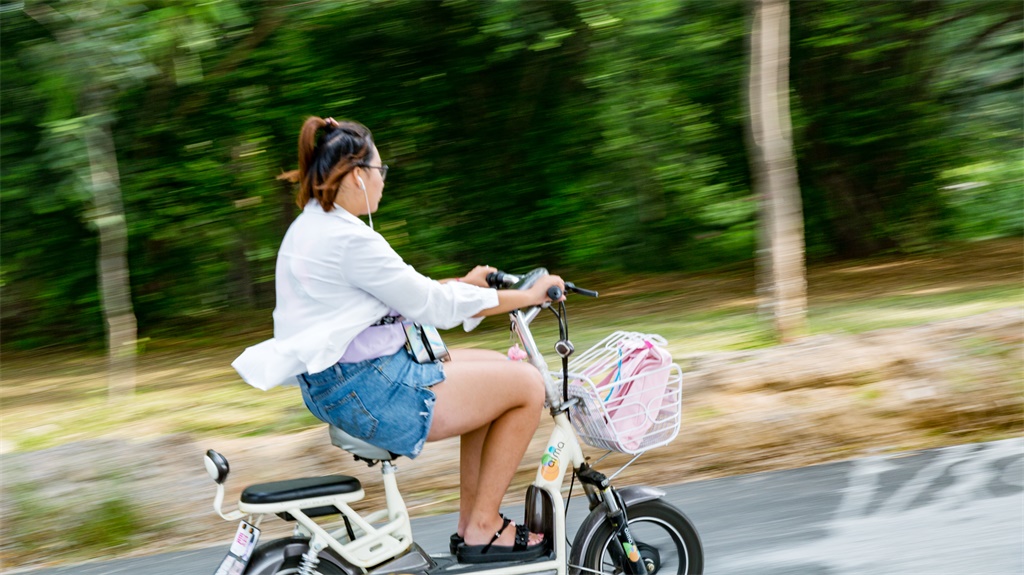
481 517 513 554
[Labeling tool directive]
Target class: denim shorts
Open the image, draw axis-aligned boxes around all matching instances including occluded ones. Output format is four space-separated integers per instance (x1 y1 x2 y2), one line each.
299 348 445 458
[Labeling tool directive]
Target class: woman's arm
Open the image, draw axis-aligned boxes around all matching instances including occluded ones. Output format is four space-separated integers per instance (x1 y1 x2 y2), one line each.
438 265 493 286
452 265 565 317
342 235 500 328
342 231 563 324
475 274 564 317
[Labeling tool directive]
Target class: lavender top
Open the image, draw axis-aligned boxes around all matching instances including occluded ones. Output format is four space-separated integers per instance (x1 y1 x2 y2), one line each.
337 320 405 363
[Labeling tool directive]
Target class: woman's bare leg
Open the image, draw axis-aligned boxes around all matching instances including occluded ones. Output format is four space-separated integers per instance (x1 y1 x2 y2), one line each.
444 349 516 537
458 424 488 536
428 350 546 548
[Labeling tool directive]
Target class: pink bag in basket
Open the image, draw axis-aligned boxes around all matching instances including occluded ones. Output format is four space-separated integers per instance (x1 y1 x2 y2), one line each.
589 338 673 451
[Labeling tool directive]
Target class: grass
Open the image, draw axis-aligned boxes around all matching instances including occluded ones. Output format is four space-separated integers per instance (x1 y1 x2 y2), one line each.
808 284 1023 333
1 238 1021 454
3 476 153 564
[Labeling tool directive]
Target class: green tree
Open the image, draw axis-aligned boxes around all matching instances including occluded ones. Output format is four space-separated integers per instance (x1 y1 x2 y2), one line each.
11 1 249 393
790 0 1022 257
2 0 1020 350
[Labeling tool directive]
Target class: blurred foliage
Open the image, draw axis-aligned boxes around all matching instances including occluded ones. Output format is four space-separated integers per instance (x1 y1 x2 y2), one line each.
5 475 154 562
1 0 1021 347
791 0 1023 257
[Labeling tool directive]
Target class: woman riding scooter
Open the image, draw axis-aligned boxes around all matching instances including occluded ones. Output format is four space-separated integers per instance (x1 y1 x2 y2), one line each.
233 117 562 563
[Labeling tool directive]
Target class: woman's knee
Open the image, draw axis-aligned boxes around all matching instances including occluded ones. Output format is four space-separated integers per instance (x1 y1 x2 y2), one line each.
520 366 546 408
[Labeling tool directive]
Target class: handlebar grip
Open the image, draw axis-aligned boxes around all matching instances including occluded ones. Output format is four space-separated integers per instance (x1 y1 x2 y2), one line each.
565 282 599 298
486 270 523 288
547 286 563 301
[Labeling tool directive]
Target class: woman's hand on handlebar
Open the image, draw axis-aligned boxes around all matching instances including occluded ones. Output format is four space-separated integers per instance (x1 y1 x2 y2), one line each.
461 265 498 288
476 273 565 317
530 274 565 305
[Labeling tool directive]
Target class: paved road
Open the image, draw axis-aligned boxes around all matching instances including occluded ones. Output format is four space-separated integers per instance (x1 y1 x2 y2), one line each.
20 437 1023 575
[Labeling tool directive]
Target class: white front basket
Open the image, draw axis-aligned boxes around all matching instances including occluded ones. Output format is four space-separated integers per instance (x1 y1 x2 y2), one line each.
553 331 683 455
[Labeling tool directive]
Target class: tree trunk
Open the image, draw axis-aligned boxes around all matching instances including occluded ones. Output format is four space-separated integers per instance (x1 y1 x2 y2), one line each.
746 0 773 321
748 0 807 342
85 110 138 398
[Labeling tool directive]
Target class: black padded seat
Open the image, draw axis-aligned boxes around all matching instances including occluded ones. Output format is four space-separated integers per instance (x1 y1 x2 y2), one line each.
241 475 362 505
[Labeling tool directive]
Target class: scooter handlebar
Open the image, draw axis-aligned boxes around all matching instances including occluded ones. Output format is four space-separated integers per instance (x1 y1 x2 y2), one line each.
485 270 519 288
485 269 598 299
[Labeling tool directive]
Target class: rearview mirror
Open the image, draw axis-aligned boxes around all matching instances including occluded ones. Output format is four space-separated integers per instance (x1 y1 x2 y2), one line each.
204 449 230 484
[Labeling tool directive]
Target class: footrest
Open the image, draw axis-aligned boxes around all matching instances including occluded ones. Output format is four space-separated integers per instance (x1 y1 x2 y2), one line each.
241 475 362 504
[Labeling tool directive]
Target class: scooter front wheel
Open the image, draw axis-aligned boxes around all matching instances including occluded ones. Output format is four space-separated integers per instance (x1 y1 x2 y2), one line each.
245 536 352 575
574 500 704 575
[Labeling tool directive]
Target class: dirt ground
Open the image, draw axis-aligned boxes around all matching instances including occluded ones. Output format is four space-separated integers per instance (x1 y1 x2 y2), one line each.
1 239 1021 570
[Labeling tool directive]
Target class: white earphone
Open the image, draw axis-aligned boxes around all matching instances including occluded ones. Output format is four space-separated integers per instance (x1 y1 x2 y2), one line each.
356 174 372 230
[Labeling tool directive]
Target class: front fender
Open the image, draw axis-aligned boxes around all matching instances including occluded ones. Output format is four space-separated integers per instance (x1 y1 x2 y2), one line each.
569 485 665 567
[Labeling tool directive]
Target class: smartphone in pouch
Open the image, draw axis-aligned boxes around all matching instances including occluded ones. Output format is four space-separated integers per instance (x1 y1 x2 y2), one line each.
402 321 451 363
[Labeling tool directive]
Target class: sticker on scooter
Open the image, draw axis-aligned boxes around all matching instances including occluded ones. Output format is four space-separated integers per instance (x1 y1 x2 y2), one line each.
541 441 564 481
623 541 641 562
213 520 260 575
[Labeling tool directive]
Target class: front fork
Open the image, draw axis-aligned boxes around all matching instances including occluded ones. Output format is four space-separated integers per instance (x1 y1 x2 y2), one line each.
577 464 647 575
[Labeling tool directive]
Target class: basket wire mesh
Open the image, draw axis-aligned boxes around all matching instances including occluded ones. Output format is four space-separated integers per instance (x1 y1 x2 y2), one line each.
554 331 682 455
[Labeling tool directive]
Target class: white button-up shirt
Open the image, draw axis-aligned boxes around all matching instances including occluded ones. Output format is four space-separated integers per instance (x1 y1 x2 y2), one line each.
232 202 498 390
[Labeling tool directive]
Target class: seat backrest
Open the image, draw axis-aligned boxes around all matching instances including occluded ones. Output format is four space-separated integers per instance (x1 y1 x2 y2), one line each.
328 425 396 462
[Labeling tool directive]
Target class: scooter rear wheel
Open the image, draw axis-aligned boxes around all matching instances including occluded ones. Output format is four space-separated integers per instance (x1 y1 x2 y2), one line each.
245 536 351 575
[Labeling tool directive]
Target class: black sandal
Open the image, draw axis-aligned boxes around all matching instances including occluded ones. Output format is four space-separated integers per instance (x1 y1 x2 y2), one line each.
450 513 503 554
449 533 463 555
456 517 547 564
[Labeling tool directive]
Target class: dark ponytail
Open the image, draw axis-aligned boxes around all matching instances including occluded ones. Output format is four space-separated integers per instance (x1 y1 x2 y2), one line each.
279 116 374 211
